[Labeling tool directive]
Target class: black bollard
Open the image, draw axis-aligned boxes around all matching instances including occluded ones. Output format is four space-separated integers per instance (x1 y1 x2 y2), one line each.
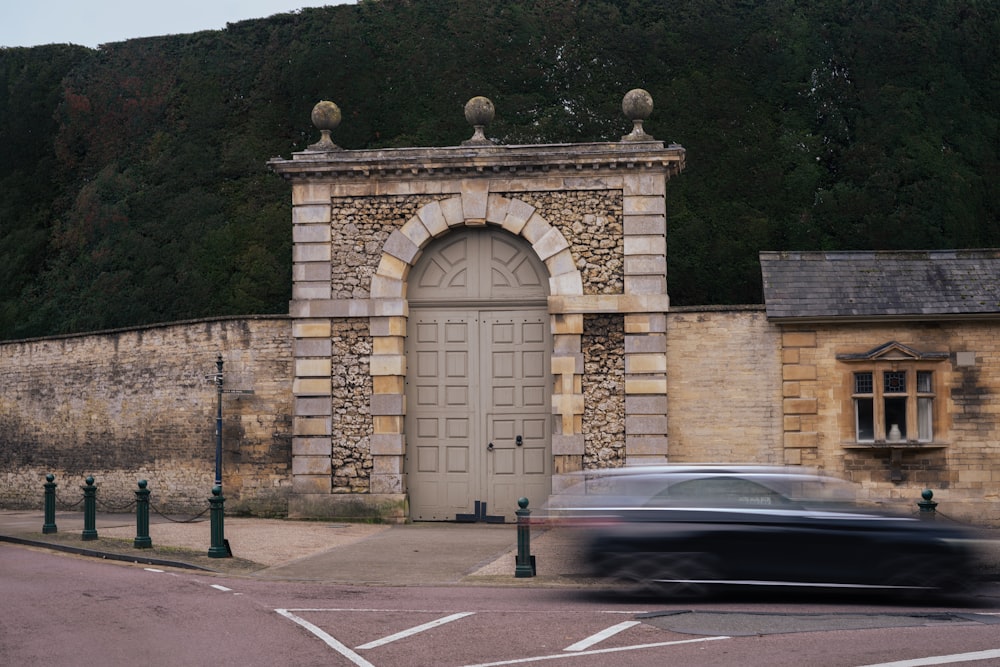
42 473 58 534
917 488 938 520
81 476 98 541
514 497 536 578
208 485 231 558
133 480 152 549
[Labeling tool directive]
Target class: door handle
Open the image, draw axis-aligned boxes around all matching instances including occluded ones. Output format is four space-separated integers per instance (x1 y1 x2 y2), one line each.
487 442 494 452
516 435 523 446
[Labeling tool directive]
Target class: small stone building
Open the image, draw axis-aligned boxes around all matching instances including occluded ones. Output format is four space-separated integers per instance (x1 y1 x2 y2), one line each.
269 93 684 521
761 250 1000 524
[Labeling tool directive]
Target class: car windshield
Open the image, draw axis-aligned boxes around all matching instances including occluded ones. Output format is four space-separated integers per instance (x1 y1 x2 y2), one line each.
545 467 860 512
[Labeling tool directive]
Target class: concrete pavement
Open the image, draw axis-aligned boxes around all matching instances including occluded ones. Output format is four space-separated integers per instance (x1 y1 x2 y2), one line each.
0 509 589 585
2 509 998 588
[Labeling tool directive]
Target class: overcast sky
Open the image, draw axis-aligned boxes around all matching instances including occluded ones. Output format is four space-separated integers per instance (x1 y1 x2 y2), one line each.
1 1 354 49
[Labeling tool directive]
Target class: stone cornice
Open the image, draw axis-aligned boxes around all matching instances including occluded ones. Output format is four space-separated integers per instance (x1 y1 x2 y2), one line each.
289 294 675 318
268 141 686 181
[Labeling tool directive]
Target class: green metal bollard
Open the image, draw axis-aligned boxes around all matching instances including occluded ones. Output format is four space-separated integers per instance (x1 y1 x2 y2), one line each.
42 473 58 534
917 488 938 520
514 497 536 578
133 480 152 549
81 476 98 541
207 485 231 558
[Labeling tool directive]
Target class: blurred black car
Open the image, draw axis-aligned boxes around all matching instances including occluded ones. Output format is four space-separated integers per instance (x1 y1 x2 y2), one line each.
540 465 979 598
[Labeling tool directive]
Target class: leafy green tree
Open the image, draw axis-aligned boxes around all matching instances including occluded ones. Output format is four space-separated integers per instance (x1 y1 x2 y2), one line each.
0 0 997 337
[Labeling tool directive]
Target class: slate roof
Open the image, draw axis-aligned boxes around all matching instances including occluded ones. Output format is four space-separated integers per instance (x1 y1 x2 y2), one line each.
759 249 1000 321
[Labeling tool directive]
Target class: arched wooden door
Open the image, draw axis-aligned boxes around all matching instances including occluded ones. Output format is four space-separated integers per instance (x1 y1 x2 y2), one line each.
405 228 551 521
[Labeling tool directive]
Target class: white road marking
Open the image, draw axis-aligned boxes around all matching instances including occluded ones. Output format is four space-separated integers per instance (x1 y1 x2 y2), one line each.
275 609 375 667
461 635 731 667
563 621 642 652
855 649 1000 667
270 607 646 614
274 608 730 666
356 612 476 650
210 584 232 592
143 568 164 573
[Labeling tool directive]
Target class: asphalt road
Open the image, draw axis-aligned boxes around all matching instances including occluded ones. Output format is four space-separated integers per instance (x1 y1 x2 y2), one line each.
3 543 1000 667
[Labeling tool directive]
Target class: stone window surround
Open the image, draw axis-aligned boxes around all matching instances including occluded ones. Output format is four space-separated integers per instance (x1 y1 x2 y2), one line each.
836 341 950 449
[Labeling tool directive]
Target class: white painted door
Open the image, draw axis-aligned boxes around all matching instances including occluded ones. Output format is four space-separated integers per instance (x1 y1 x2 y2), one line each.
483 311 550 518
407 310 480 521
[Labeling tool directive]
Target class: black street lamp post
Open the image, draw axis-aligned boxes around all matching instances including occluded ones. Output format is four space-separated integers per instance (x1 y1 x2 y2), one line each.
214 354 224 488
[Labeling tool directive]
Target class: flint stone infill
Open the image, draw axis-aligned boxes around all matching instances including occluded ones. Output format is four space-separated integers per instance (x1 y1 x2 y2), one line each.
269 141 685 181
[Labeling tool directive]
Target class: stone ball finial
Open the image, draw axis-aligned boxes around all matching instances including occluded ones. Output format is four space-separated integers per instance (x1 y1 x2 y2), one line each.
464 96 495 126
621 88 655 142
308 100 343 151
312 100 342 131
462 96 496 146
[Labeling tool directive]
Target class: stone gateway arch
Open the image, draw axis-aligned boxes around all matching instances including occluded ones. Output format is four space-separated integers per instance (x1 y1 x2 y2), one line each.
269 92 686 522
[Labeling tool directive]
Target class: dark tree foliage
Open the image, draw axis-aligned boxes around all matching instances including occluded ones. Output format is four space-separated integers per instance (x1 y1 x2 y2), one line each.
0 0 997 338
0 44 91 334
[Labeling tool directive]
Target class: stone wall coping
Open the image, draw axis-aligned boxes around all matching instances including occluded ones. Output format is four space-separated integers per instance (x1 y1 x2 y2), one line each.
0 314 290 346
668 304 765 313
269 141 686 181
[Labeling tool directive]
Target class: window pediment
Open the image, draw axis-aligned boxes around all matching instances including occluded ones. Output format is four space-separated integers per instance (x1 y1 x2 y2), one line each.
836 341 949 363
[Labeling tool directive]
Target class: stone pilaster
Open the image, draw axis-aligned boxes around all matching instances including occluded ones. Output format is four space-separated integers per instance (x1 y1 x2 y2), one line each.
624 313 669 464
550 313 584 491
621 173 669 464
290 184 334 495
781 330 819 465
369 314 407 495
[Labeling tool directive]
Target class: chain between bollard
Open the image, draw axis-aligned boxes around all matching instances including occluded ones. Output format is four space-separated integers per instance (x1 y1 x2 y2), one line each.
95 497 138 512
55 493 86 511
40 474 211 547
149 503 210 523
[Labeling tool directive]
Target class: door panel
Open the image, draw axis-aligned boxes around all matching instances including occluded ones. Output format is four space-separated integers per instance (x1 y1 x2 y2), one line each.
484 311 551 521
405 312 479 520
406 308 551 521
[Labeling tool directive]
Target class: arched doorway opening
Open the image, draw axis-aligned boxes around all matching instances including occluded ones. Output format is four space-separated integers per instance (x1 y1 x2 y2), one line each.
405 227 551 521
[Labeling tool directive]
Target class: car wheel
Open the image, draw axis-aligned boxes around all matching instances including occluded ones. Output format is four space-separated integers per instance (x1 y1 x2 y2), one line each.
882 553 970 598
612 552 716 599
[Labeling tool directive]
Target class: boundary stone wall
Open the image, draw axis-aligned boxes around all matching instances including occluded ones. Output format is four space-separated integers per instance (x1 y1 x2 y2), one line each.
1 309 997 525
666 307 784 464
0 317 292 516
